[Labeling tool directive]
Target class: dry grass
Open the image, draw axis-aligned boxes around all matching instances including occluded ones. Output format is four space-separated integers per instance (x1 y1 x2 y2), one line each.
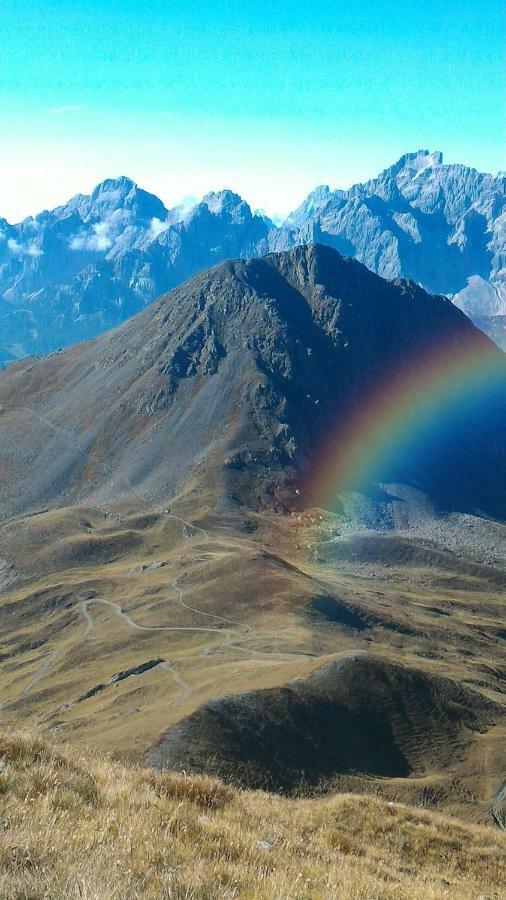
1 506 505 829
0 729 504 899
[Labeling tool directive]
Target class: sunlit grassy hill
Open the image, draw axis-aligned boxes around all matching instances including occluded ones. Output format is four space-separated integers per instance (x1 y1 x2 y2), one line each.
0 728 504 899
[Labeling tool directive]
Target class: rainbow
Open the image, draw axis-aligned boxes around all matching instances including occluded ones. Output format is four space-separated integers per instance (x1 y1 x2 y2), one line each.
304 329 506 510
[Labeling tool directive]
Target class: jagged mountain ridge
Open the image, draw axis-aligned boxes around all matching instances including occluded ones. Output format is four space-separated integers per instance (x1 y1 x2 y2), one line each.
1 244 505 524
277 151 505 326
0 180 270 361
0 151 504 363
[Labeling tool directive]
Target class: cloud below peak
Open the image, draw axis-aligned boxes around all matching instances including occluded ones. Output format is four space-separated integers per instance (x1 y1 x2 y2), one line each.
69 221 113 252
7 238 43 257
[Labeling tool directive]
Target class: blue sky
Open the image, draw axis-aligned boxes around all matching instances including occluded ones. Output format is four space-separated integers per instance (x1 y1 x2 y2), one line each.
1 0 504 222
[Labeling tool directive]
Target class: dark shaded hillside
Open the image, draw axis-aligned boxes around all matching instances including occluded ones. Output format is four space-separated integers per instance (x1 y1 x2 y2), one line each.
0 244 505 522
146 654 503 793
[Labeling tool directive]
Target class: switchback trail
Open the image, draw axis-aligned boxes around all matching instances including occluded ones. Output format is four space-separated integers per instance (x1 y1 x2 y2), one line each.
17 511 315 708
20 649 61 697
78 597 224 636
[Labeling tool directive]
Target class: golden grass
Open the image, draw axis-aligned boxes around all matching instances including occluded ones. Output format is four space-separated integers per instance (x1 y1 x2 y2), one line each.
0 729 504 899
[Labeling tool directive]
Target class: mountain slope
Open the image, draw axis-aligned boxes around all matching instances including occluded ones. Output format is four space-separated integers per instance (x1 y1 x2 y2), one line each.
1 151 504 363
1 244 505 523
147 653 503 793
2 728 505 900
1 246 505 825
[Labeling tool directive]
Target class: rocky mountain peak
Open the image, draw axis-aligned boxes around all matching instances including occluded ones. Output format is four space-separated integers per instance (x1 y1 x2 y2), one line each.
91 174 136 199
77 177 168 225
1 244 505 520
283 185 336 230
395 149 444 173
0 152 505 365
201 190 255 224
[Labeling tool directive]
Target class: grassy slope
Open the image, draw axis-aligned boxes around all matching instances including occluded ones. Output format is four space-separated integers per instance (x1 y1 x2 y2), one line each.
0 503 505 824
0 728 505 900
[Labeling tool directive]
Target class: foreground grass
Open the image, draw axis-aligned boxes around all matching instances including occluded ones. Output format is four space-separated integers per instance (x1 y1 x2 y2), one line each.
0 730 504 899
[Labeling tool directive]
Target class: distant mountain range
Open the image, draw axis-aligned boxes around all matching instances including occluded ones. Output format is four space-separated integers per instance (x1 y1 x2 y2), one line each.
1 150 505 363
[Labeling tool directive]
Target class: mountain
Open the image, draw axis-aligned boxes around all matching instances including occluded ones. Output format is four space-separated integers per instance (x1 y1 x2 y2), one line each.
278 151 506 346
1 246 505 824
0 182 270 363
1 244 505 522
1 152 504 364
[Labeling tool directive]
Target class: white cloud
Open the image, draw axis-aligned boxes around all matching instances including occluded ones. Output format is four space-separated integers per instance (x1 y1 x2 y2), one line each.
91 221 112 250
69 221 112 252
7 238 23 255
7 238 43 257
177 195 198 221
47 105 82 115
92 235 112 251
148 216 169 239
254 207 284 225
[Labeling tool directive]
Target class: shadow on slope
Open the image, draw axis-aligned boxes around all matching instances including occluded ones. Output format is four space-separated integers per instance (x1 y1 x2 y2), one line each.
146 654 502 794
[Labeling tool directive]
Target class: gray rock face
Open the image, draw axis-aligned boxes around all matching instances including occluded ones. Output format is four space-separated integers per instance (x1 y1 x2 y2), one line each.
0 182 270 363
278 151 506 347
0 152 504 363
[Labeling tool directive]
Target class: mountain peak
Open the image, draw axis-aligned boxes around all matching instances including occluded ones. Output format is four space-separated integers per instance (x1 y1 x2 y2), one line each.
397 150 444 171
90 175 137 201
202 189 248 215
282 185 336 229
68 176 168 227
374 150 444 183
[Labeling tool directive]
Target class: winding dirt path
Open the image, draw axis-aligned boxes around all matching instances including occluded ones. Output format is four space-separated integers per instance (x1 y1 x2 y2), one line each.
72 595 223 706
159 661 192 707
18 513 217 703
78 596 224 636
17 511 314 707
170 574 248 631
20 649 61 697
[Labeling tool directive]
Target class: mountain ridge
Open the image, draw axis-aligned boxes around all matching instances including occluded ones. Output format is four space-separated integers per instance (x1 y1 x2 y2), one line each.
1 150 504 363
1 243 505 523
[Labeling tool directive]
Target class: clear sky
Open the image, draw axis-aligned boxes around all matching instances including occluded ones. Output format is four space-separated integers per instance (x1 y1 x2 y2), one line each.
1 0 504 223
